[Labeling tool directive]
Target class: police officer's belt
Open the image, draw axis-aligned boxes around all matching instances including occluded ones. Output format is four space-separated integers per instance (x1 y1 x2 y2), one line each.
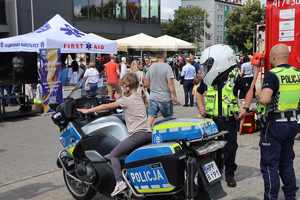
207 115 236 121
264 110 300 122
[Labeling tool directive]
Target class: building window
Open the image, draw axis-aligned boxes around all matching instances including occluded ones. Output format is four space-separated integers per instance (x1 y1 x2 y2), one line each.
88 0 101 19
0 0 6 24
115 0 127 19
141 0 149 23
102 0 115 19
73 0 89 18
73 0 159 24
128 0 140 23
150 0 159 23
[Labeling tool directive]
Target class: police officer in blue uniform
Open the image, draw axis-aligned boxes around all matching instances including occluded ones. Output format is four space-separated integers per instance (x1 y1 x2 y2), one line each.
242 44 300 200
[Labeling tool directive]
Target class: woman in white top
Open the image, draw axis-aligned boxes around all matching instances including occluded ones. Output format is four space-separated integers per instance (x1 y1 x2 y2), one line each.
120 57 128 79
83 62 99 97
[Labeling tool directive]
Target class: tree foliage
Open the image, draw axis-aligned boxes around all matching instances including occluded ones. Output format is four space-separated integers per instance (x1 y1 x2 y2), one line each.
162 7 210 48
225 0 264 54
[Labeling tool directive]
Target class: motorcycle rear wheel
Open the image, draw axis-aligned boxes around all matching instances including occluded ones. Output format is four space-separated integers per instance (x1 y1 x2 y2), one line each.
63 170 97 200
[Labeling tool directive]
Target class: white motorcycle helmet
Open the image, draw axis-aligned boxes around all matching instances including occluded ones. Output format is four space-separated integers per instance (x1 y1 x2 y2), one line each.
200 44 237 86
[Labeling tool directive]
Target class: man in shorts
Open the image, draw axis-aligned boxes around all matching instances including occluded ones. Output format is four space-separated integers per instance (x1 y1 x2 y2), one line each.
144 54 177 126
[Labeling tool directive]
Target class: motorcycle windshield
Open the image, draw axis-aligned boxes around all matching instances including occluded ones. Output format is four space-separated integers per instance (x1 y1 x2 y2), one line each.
66 86 85 100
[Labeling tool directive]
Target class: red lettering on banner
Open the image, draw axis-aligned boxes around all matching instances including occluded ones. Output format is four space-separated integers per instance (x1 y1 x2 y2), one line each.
71 44 75 49
101 45 104 49
64 44 67 48
80 44 83 48
272 0 300 7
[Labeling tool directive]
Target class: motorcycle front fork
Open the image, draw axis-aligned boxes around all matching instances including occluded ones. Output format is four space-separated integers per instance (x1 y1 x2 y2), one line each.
185 156 197 200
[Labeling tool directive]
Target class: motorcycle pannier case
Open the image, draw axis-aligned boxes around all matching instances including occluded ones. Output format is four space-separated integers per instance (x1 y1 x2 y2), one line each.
152 118 219 144
125 143 184 194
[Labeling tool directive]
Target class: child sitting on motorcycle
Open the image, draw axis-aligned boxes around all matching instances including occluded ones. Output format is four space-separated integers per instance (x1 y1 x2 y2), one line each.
77 73 152 197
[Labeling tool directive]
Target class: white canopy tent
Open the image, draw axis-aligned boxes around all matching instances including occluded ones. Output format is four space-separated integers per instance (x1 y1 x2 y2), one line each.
116 33 195 52
0 14 117 54
116 33 156 51
153 35 195 51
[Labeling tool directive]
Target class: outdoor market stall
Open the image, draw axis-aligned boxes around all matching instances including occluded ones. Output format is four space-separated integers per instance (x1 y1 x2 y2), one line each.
116 33 195 59
0 14 117 118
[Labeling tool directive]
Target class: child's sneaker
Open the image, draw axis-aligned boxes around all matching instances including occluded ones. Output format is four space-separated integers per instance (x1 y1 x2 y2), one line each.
111 181 127 197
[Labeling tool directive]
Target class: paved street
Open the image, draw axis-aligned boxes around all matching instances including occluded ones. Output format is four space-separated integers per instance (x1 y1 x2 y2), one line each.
0 84 300 200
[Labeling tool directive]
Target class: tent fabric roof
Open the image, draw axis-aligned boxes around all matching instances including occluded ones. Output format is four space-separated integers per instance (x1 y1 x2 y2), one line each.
0 14 117 54
116 33 156 51
116 33 195 51
154 35 195 50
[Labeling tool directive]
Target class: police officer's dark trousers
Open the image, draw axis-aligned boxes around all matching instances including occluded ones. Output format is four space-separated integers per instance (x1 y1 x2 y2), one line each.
260 120 298 200
215 117 238 177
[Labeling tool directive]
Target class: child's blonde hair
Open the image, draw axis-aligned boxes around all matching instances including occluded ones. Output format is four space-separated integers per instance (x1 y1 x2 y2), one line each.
120 73 139 91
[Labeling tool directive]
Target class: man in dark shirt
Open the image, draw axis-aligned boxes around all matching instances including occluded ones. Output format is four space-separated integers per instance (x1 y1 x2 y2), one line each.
242 44 299 200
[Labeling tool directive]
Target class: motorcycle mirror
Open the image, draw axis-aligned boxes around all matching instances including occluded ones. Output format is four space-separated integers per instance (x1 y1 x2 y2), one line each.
116 108 123 114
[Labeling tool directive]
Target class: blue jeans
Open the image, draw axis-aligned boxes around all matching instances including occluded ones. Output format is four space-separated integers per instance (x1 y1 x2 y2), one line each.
148 100 173 118
87 83 98 97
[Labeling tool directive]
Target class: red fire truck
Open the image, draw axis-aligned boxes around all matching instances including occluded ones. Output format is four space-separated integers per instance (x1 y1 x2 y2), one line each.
265 0 300 70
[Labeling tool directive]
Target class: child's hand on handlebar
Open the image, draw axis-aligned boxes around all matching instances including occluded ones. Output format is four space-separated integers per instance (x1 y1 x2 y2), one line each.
77 108 90 114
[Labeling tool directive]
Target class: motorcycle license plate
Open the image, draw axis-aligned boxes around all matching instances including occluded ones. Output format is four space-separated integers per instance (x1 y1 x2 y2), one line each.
202 161 221 183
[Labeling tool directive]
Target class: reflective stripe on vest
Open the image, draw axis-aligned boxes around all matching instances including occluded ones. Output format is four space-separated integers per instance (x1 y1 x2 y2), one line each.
270 66 300 112
205 86 219 117
204 68 239 117
222 81 239 117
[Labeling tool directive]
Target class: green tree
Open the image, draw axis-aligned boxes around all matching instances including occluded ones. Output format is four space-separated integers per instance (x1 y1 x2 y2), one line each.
225 0 264 54
162 7 210 49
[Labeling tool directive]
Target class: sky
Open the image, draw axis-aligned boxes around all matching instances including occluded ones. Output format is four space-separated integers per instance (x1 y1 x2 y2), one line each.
161 0 266 20
161 0 181 20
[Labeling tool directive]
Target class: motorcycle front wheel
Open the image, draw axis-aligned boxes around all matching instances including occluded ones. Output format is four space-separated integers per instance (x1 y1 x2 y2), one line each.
63 170 96 200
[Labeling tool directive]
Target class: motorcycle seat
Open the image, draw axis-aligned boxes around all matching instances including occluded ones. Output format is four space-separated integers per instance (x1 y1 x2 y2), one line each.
154 116 176 126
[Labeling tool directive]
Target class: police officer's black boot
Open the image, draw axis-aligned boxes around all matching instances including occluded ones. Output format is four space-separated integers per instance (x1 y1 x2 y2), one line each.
225 176 237 188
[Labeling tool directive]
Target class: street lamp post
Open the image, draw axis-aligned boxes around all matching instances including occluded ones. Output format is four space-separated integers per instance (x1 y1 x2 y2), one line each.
14 0 18 35
30 0 34 31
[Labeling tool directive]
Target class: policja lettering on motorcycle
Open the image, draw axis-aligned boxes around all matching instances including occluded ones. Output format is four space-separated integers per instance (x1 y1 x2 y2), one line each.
130 169 165 183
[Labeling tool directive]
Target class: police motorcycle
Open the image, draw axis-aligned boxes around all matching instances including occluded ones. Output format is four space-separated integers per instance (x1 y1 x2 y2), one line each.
51 88 227 200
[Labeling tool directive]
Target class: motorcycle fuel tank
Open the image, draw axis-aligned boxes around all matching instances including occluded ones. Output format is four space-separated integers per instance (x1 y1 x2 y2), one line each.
125 143 185 194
